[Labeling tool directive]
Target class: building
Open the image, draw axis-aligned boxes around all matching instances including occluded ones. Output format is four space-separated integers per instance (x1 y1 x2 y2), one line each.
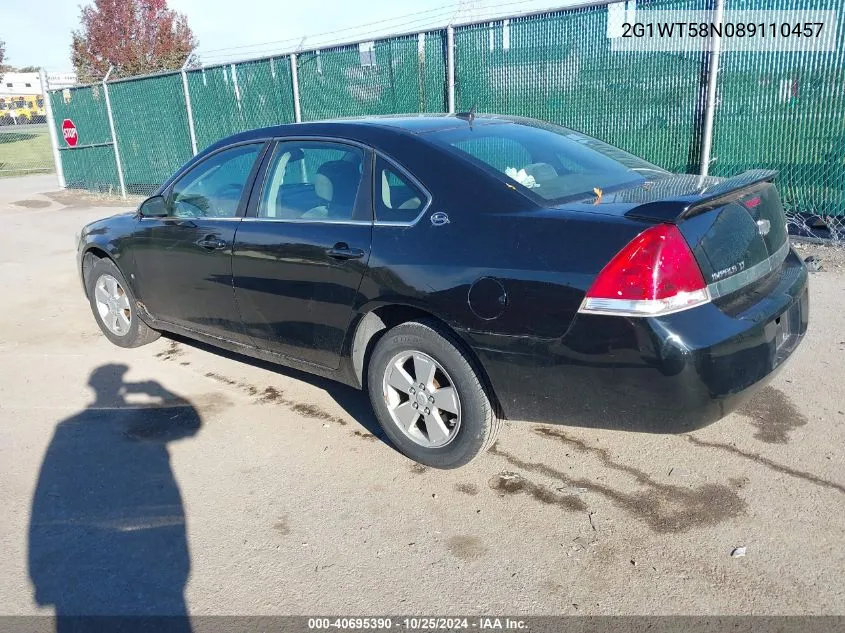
0 71 78 94
0 72 41 96
0 71 77 124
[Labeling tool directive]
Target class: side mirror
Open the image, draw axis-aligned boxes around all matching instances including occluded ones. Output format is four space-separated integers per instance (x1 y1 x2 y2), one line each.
139 195 168 218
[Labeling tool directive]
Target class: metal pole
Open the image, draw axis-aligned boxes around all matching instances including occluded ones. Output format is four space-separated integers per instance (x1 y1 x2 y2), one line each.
39 69 65 189
102 66 127 198
290 54 302 123
446 25 455 114
181 62 198 155
699 0 725 177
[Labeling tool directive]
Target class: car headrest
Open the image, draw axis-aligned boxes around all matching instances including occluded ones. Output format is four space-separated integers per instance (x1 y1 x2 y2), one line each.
523 162 558 182
314 161 360 207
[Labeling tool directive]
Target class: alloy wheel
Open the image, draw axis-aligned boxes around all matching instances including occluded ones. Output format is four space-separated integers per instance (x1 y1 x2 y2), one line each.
94 274 132 336
382 350 462 448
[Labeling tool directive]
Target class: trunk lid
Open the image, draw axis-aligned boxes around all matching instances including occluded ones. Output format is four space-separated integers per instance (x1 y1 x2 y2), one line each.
569 170 789 297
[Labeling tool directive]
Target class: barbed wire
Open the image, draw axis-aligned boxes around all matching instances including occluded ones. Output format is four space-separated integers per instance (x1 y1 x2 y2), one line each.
196 0 565 64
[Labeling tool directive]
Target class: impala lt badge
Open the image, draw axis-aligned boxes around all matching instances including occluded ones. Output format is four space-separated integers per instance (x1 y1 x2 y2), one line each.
712 261 747 281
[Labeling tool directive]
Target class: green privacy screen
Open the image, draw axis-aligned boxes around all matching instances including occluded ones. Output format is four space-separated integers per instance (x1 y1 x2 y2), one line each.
297 31 446 120
48 0 845 218
454 0 710 174
108 73 194 196
710 0 845 217
48 85 119 192
187 57 297 151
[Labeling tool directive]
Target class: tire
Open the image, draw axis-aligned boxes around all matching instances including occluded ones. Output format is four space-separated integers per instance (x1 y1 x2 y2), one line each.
367 319 501 469
85 257 160 348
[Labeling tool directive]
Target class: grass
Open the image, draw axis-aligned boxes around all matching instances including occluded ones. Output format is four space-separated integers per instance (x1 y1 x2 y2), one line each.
0 124 54 177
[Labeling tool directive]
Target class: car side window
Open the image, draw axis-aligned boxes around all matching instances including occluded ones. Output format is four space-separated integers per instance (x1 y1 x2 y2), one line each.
374 157 427 223
259 142 366 221
167 143 262 219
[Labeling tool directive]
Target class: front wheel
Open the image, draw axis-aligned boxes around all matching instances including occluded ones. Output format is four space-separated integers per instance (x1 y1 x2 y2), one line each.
85 257 160 348
367 320 501 469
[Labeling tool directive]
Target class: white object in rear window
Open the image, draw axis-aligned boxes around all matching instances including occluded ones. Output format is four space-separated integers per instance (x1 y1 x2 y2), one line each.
505 167 540 189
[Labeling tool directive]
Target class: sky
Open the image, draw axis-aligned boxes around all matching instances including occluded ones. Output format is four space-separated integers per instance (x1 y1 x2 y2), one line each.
0 0 578 72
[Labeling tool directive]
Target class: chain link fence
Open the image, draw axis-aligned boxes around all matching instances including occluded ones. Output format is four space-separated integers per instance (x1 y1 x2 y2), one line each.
44 0 845 240
0 86 53 177
0 123 53 178
48 84 120 192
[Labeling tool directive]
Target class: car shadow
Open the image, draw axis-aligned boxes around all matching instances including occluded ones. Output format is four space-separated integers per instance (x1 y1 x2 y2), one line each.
28 363 199 630
162 333 391 445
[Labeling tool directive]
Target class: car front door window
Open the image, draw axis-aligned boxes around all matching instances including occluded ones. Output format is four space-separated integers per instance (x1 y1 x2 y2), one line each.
169 144 263 219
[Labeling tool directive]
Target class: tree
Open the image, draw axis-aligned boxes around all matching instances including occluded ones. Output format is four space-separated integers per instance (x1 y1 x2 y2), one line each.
71 0 197 83
0 40 5 68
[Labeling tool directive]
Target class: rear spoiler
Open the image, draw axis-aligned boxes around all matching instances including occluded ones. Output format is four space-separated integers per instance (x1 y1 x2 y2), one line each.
624 169 777 223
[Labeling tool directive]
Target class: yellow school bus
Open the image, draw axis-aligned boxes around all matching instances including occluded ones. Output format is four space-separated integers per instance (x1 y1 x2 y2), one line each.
0 94 46 125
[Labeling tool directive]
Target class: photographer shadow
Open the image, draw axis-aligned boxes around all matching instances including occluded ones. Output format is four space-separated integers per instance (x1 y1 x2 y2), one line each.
28 364 200 631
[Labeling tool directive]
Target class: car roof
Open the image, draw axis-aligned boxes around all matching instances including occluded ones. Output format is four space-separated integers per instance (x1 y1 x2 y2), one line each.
206 114 518 150
322 113 514 133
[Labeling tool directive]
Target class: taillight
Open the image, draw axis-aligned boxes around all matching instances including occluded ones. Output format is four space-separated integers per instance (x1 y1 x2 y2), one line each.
743 196 762 209
578 224 711 317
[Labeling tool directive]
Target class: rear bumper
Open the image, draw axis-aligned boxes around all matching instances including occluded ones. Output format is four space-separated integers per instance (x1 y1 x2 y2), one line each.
467 249 809 433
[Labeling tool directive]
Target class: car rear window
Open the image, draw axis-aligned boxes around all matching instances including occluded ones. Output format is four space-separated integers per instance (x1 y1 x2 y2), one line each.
425 120 668 204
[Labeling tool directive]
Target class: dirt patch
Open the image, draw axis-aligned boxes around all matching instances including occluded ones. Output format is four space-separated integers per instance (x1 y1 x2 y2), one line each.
455 482 479 496
11 199 51 208
204 372 238 386
257 386 283 403
446 535 488 561
274 517 291 536
688 436 845 495
503 429 748 533
410 464 427 475
353 430 377 441
291 402 348 426
155 340 184 361
490 470 586 511
204 375 351 427
738 385 808 444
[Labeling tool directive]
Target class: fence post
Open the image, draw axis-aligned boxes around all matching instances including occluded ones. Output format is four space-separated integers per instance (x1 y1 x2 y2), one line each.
181 63 198 156
446 26 456 114
102 67 127 198
39 69 65 189
699 0 725 177
290 54 302 123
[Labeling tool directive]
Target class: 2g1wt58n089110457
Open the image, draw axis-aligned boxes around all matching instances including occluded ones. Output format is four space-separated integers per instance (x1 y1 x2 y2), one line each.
610 9 838 52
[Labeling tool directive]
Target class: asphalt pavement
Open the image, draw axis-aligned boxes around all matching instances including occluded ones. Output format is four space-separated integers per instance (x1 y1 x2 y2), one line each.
1 174 843 616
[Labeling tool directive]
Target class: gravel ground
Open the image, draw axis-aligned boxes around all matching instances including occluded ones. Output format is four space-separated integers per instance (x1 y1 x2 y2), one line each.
1 175 843 616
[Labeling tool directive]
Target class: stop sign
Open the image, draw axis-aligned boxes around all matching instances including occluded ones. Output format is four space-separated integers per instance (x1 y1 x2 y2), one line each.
62 119 78 147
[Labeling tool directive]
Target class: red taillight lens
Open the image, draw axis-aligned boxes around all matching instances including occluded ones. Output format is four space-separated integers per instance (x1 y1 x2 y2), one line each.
743 196 762 209
579 224 711 317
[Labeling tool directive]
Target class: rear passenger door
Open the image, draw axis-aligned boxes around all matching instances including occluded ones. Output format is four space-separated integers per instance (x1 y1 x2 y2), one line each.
232 140 373 369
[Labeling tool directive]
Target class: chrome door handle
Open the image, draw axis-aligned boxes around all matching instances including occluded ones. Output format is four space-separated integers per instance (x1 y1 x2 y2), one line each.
327 244 365 260
197 236 227 250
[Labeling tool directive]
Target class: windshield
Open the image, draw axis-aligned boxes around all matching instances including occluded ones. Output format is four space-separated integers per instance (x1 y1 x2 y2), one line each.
425 119 669 204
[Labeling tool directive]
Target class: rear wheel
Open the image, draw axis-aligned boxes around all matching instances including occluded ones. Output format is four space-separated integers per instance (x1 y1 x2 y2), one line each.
367 320 500 469
86 257 160 348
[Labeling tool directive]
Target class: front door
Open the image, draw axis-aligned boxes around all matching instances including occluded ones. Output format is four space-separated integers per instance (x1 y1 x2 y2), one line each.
232 140 373 369
131 142 266 340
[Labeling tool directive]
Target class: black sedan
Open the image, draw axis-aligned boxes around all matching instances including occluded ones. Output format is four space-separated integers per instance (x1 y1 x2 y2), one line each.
77 114 809 468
